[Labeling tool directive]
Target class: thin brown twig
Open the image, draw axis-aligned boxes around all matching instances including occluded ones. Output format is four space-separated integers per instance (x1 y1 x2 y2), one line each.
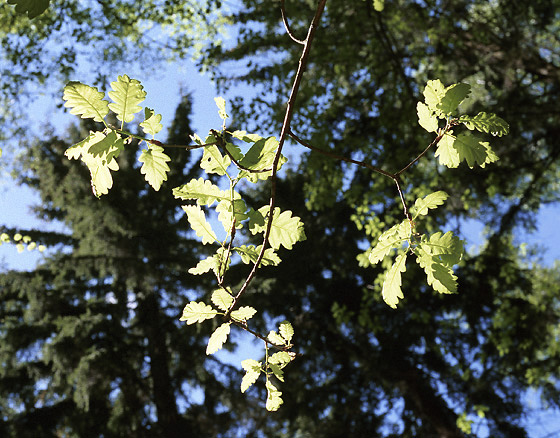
280 0 306 44
228 0 328 313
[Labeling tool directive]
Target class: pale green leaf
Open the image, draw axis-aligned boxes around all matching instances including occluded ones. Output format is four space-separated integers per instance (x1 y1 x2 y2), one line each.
269 351 292 366
206 322 231 355
180 301 218 324
216 198 248 232
231 306 257 322
279 321 294 344
173 178 229 206
200 144 230 176
138 145 171 191
412 191 448 218
238 137 287 181
251 207 306 250
214 96 228 120
234 245 282 266
182 205 217 245
459 112 509 137
241 359 262 393
188 254 221 275
423 79 446 112
421 231 464 267
368 221 411 264
415 246 458 294
211 289 234 311
373 0 384 11
435 133 460 168
269 363 284 382
417 102 438 132
231 130 262 143
268 331 286 346
7 0 50 18
63 82 109 123
438 83 471 115
108 75 146 123
88 130 124 161
140 107 163 135
382 253 407 308
265 380 283 411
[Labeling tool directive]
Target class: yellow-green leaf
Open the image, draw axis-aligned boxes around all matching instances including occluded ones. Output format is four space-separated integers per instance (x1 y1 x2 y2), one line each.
206 323 231 355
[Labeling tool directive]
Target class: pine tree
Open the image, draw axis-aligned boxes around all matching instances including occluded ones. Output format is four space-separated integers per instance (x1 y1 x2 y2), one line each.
0 96 250 437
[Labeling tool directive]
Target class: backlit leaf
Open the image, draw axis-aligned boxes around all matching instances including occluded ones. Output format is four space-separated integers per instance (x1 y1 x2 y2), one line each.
417 102 438 132
453 132 492 168
180 301 218 324
382 253 407 308
140 108 163 135
438 83 471 115
200 144 230 176
234 245 282 266
269 351 292 366
206 323 231 355
108 75 146 123
182 205 217 245
63 82 109 123
265 380 283 411
267 331 286 346
459 112 509 137
231 306 257 322
173 178 229 206
216 198 248 232
412 191 448 218
251 207 306 250
434 133 460 168
211 289 234 311
241 359 262 393
214 96 228 121
278 321 294 344
188 254 221 275
423 79 446 112
138 145 171 191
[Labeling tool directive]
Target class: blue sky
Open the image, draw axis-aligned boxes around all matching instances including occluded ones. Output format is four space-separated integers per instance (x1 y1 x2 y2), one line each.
1 57 559 437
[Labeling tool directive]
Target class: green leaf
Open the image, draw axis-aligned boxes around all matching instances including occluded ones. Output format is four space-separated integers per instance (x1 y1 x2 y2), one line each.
7 0 50 19
453 132 494 168
173 178 229 206
382 253 407 308
417 102 438 133
180 301 218 324
214 96 228 120
435 133 460 168
373 0 384 11
216 198 248 232
231 306 257 323
279 321 294 344
269 351 292 366
206 322 231 355
182 205 218 245
251 207 306 250
138 145 171 191
459 112 509 137
421 231 464 267
423 79 446 112
267 330 286 346
269 363 284 382
200 144 231 176
412 191 448 218
88 130 124 160
211 289 234 311
240 359 262 393
188 254 221 275
438 83 471 115
368 220 411 265
108 75 146 123
234 245 282 266
265 380 283 411
238 137 287 181
231 130 262 143
415 244 459 294
140 108 163 136
63 82 109 123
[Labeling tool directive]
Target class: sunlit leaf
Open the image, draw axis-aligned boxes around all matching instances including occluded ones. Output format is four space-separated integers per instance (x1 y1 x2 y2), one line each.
180 301 218 324
63 82 109 123
417 102 438 132
182 205 217 245
234 245 282 266
278 321 294 344
211 289 234 311
108 75 146 123
265 380 283 411
459 112 509 137
434 133 460 168
173 178 229 206
438 83 471 115
138 145 171 191
382 253 407 308
412 191 448 218
231 306 257 322
250 207 306 250
214 96 228 121
200 144 230 176
423 79 446 112
206 323 231 355
241 359 262 393
267 331 286 346
140 107 163 135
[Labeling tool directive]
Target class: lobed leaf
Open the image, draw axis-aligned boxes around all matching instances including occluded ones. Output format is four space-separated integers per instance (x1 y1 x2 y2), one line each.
423 79 446 112
368 220 411 264
231 306 257 323
265 380 283 411
88 130 124 160
434 133 460 168
140 108 163 136
173 178 229 206
138 145 171 191
216 198 248 232
200 144 231 176
180 301 218 324
421 231 464 267
412 191 448 218
278 321 294 344
381 253 407 308
182 205 218 245
63 82 109 123
188 254 221 276
417 102 439 133
214 97 228 121
453 132 495 168
234 245 282 266
438 83 471 115
7 0 50 18
251 207 306 250
108 75 146 123
206 323 231 355
269 351 292 367
241 359 262 393
267 330 286 346
211 289 234 311
415 246 458 294
269 363 284 382
459 112 509 137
